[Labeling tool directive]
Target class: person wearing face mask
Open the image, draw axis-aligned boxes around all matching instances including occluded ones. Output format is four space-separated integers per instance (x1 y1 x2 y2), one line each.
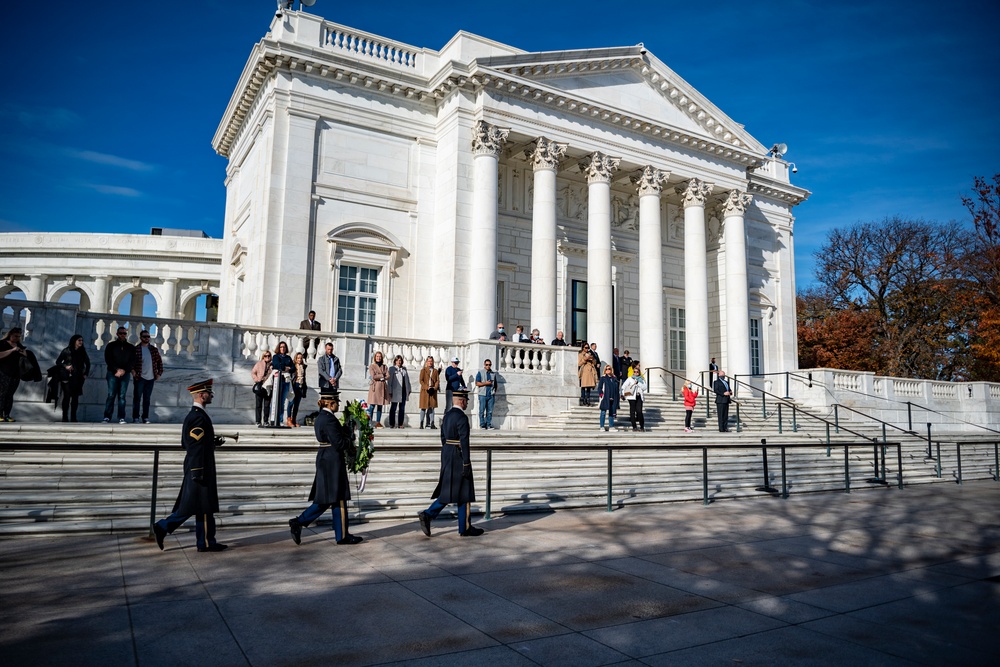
488 323 507 341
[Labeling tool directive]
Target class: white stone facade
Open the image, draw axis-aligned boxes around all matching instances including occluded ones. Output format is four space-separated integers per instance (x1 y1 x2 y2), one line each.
212 11 809 382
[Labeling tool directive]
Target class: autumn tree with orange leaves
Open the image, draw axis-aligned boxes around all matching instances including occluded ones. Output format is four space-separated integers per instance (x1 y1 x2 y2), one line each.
799 176 1000 381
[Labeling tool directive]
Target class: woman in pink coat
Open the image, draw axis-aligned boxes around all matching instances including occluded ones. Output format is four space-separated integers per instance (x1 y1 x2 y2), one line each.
366 351 390 427
682 380 699 432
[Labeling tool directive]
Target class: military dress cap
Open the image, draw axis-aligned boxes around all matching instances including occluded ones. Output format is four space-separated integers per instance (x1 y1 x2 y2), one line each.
319 388 340 400
187 379 214 394
452 388 470 399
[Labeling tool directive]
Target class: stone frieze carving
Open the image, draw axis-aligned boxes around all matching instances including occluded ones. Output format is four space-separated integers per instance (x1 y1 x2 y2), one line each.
578 152 620 184
677 178 713 207
527 136 567 171
722 189 753 216
472 120 510 156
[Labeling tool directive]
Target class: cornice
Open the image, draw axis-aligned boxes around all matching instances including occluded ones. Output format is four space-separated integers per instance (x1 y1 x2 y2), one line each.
214 43 769 172
747 176 810 206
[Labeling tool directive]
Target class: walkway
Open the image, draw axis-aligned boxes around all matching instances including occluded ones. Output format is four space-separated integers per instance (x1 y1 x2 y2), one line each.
2 481 998 666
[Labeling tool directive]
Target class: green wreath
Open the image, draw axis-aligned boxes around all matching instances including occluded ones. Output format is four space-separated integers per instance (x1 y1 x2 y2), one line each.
341 400 375 474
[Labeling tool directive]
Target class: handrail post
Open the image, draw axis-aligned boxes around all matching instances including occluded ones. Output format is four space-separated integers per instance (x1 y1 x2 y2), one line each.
896 443 904 489
907 401 913 431
825 424 831 456
792 405 798 432
485 448 493 520
757 438 776 495
702 447 709 506
995 441 999 482
834 405 840 434
607 448 613 512
148 448 160 538
936 440 942 478
881 443 887 481
926 423 932 458
736 403 742 433
882 423 887 444
871 438 881 483
844 444 851 493
777 403 783 434
956 443 963 485
783 371 790 399
780 446 788 498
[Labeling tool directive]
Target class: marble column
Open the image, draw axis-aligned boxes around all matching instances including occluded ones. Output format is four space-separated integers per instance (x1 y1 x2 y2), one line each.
527 137 566 342
679 179 713 383
470 120 509 340
579 152 620 362
92 276 111 314
27 274 47 302
723 189 753 379
634 167 668 393
158 278 179 320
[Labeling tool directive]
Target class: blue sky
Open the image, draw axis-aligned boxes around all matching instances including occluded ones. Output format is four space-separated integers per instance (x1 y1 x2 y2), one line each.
1 0 997 289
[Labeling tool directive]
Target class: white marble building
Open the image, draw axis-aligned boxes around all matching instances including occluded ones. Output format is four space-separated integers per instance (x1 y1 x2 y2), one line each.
212 10 809 382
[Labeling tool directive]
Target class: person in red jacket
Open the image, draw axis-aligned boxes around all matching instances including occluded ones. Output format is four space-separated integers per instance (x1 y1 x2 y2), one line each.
682 380 699 433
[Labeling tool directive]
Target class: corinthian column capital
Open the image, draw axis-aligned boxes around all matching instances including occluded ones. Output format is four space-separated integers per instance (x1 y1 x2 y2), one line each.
677 178 713 207
526 136 567 171
471 120 510 156
632 166 669 197
722 189 753 216
578 152 621 184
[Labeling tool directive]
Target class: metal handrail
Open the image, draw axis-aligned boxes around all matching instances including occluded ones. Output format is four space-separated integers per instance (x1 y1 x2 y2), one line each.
1 438 902 533
482 439 904 517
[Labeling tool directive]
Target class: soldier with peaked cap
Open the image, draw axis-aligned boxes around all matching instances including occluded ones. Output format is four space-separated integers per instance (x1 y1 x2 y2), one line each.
418 388 484 537
288 388 363 545
153 379 227 552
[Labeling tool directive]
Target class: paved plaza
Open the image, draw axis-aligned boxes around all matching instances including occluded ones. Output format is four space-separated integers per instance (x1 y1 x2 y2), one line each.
1 481 998 666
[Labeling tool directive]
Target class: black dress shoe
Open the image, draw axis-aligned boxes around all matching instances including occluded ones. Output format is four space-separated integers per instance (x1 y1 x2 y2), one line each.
197 543 228 552
418 511 432 537
461 526 484 537
152 523 166 551
289 518 302 545
337 534 364 545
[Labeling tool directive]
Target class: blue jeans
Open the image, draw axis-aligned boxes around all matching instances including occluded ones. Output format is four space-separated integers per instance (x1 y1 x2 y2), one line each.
367 404 383 424
104 371 130 420
132 377 155 421
478 392 494 428
600 409 615 429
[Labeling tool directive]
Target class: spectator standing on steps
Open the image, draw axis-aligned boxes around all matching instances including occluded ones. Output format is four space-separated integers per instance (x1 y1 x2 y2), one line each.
131 330 163 424
103 327 135 424
56 334 90 423
621 361 646 432
682 380 699 433
713 370 733 432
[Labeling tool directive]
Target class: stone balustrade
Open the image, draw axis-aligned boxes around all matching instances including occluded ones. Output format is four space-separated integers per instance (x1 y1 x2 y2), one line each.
321 23 420 70
790 368 1000 432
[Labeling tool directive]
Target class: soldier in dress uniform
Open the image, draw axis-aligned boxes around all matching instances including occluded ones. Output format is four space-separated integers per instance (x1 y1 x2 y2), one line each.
288 388 363 545
417 388 484 537
152 379 227 552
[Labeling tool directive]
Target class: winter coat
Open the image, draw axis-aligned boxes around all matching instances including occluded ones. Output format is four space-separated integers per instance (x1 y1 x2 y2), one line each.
419 366 440 410
683 386 699 410
367 362 390 405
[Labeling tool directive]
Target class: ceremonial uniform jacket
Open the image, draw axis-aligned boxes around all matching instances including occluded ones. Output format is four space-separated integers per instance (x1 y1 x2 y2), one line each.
431 405 475 504
173 405 219 514
308 408 352 504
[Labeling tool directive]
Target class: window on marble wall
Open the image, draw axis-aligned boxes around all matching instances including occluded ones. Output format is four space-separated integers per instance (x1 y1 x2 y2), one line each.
669 306 686 372
571 280 587 345
336 265 378 335
750 317 762 376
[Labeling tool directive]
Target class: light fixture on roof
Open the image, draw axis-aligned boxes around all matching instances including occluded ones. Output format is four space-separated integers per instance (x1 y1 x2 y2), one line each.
789 163 798 174
769 143 788 159
276 0 316 17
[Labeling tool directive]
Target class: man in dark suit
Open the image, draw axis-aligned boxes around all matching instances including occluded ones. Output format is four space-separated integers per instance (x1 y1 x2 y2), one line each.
418 389 483 537
288 389 363 545
152 379 227 552
709 357 719 387
300 310 321 352
713 370 733 432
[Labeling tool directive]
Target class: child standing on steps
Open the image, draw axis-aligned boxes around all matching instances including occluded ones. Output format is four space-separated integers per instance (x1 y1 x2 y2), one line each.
682 380 699 432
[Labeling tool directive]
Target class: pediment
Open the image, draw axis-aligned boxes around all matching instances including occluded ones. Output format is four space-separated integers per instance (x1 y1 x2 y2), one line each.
479 48 765 154
534 69 708 137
